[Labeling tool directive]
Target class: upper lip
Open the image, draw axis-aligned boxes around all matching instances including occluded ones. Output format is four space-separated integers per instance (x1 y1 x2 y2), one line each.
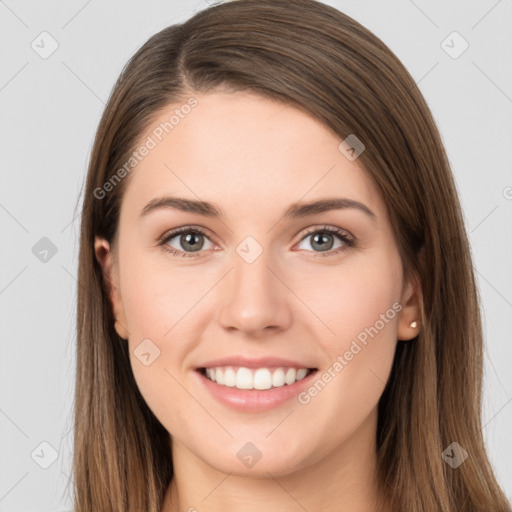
197 356 317 370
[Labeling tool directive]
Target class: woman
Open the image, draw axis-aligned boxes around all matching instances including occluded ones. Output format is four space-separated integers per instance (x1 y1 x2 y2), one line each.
71 0 512 510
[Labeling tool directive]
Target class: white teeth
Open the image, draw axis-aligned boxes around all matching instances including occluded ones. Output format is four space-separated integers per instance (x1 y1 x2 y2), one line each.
253 369 272 390
284 368 296 385
296 368 308 380
223 367 236 387
202 366 312 390
272 368 285 387
236 367 253 389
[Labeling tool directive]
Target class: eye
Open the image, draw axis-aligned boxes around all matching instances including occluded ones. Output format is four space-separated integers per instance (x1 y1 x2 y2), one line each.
295 225 355 257
158 224 355 259
158 226 215 258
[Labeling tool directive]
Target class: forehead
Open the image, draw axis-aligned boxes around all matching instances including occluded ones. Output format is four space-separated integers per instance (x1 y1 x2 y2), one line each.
120 91 385 222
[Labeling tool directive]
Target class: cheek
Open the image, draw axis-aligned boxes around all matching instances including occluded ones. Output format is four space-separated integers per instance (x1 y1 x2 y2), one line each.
117 250 202 431
117 248 219 410
296 253 401 346
294 252 401 404
293 260 401 434
119 247 202 341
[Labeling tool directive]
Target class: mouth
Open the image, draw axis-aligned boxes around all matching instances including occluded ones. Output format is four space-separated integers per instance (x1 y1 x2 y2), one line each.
197 366 318 391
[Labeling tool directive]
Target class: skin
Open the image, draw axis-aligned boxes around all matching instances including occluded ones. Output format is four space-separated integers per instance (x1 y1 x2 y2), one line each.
95 90 422 512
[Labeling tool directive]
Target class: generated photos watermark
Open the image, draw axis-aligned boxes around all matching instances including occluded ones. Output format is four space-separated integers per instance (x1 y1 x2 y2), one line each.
297 301 403 405
94 97 198 200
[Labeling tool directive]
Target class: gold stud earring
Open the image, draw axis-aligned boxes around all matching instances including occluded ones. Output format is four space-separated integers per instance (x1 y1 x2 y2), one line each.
409 321 418 329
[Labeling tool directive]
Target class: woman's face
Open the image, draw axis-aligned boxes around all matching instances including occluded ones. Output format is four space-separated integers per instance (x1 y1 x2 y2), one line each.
96 90 420 477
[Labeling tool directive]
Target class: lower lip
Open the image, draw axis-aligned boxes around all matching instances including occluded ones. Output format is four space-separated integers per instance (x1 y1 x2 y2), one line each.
195 369 318 412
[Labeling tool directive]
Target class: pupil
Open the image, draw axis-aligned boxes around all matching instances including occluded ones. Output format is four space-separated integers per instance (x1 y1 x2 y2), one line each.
182 232 203 252
312 232 333 251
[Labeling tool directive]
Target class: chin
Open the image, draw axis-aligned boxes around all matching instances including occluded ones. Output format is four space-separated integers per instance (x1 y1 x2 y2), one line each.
196 439 314 478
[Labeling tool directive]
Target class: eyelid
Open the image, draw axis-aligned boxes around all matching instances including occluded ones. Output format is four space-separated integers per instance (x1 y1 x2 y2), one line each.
297 224 353 243
158 224 213 243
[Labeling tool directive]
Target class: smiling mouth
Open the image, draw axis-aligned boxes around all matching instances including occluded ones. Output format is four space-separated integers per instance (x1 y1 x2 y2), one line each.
198 366 318 390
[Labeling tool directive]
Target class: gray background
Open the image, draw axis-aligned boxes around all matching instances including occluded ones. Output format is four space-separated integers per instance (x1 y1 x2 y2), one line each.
1 0 511 510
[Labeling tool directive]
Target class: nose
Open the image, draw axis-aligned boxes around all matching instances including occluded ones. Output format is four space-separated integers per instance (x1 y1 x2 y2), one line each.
216 247 292 337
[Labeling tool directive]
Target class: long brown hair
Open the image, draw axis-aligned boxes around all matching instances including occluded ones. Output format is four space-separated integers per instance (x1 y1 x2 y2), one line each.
71 1 512 510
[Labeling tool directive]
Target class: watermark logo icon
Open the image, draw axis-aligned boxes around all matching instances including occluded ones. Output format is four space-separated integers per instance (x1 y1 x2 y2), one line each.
31 441 59 469
32 237 58 263
236 236 263 264
441 31 469 59
237 442 263 468
442 441 468 468
338 134 365 161
134 338 161 366
31 31 59 59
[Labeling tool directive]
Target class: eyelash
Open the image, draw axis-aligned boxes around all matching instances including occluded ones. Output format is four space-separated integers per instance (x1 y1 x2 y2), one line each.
157 224 356 259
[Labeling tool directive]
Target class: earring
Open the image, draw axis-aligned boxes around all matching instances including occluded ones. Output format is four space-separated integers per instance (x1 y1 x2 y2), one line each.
409 321 418 329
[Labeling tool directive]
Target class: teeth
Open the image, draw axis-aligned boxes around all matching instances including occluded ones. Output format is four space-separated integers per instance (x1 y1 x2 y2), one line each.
203 366 312 390
296 368 308 381
284 368 296 385
237 367 254 389
272 368 285 387
223 367 236 387
253 369 272 390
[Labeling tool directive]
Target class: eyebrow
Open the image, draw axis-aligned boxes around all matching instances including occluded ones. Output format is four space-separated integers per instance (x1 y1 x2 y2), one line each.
139 196 376 223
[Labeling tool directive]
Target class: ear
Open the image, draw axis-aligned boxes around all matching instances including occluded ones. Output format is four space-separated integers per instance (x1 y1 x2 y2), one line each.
397 247 424 342
94 237 129 340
